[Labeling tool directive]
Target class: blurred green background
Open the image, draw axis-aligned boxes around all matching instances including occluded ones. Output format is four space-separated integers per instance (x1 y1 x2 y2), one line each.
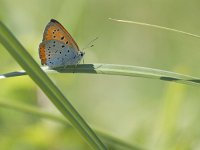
1 0 200 149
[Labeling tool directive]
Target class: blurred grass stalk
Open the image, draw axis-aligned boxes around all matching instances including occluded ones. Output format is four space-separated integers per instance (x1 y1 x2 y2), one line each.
0 100 144 150
0 21 106 149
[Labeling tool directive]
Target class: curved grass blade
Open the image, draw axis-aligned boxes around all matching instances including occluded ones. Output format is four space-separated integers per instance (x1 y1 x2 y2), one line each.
1 64 200 86
55 64 200 86
0 22 106 149
109 18 200 39
0 101 145 150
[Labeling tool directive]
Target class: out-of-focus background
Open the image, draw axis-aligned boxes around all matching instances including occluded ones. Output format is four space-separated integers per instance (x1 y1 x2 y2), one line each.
1 0 200 149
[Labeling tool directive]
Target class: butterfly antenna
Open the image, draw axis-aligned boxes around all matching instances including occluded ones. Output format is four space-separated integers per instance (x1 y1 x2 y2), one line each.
83 37 99 51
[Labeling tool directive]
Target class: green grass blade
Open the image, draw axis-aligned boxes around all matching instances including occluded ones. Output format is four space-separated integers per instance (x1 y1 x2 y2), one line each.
55 64 200 86
0 22 106 149
0 70 26 79
1 64 200 86
109 18 200 39
0 101 145 150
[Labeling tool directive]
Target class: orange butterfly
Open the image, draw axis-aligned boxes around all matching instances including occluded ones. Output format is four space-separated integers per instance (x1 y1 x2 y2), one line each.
39 19 84 68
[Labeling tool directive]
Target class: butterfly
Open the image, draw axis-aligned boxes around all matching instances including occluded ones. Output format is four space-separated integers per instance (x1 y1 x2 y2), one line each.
39 19 85 68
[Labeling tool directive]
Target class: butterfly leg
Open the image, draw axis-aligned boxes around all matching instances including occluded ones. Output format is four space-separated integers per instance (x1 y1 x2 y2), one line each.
72 64 78 73
62 58 68 69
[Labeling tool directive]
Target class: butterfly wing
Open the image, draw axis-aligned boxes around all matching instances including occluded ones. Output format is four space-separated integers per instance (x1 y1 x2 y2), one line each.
39 40 83 68
42 19 79 52
39 19 84 68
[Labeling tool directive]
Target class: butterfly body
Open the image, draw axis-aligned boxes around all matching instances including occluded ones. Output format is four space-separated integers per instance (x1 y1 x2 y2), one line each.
39 19 84 68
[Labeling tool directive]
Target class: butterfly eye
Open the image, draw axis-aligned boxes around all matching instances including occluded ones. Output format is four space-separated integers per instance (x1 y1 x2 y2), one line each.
80 52 85 57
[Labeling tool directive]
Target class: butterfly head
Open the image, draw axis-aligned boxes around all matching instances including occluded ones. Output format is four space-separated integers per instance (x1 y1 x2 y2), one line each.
80 51 85 57
77 51 85 61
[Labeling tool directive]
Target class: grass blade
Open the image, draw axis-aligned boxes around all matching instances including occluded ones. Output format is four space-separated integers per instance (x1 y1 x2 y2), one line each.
109 18 200 39
1 64 200 86
55 64 200 86
0 22 106 149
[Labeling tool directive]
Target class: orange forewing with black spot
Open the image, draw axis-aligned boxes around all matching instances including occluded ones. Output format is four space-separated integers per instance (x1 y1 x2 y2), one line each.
42 19 79 51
